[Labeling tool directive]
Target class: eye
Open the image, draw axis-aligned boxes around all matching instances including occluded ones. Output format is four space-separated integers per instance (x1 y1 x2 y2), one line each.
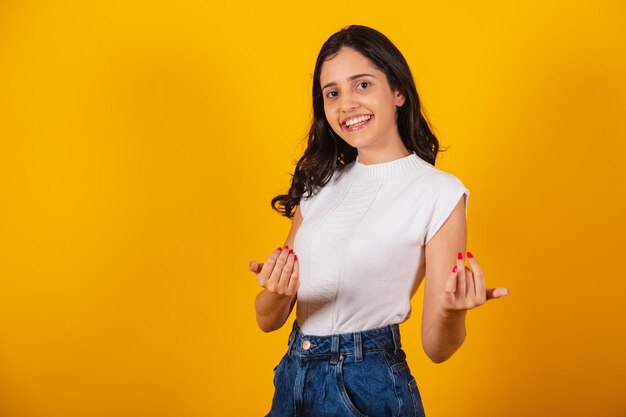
357 81 370 89
325 90 338 99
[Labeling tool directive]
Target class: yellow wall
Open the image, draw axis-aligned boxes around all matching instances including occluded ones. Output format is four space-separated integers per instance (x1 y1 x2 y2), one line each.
1 1 625 416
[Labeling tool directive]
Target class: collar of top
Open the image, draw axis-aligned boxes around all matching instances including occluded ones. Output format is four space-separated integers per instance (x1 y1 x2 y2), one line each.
347 152 427 183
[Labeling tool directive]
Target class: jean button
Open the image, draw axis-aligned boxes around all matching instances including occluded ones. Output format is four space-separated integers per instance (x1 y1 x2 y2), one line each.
302 340 311 350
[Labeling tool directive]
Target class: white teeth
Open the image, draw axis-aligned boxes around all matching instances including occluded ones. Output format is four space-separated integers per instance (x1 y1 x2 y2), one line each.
345 114 372 127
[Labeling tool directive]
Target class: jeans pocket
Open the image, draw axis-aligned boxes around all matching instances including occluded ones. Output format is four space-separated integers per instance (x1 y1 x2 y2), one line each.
384 349 426 417
335 356 368 417
408 377 426 417
272 353 287 387
336 352 402 417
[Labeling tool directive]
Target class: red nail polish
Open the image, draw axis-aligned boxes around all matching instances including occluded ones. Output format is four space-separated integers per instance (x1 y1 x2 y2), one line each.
467 251 473 259
289 249 293 254
294 255 298 261
277 247 282 251
452 265 458 273
457 252 463 260
284 245 289 249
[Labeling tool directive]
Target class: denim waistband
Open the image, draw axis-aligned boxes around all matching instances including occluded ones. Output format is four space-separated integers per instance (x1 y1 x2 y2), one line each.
287 320 402 365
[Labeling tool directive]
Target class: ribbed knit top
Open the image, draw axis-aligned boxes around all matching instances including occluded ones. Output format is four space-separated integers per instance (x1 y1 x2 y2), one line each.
293 152 469 335
349 152 430 182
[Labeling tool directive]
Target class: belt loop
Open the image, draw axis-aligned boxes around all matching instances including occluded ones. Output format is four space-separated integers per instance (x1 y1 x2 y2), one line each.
354 332 363 363
287 320 297 352
330 334 340 364
391 324 401 354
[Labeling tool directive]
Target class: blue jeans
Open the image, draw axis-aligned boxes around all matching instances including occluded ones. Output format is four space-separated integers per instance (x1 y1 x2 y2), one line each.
266 320 426 417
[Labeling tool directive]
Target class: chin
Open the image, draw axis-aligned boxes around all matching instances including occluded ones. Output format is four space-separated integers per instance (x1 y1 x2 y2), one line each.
342 134 371 148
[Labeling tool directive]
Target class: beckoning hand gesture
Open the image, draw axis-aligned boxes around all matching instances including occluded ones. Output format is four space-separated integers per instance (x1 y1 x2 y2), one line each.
248 245 299 297
440 251 509 313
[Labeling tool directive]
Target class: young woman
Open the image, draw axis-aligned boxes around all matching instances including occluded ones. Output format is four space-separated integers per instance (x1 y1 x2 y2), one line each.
248 25 509 417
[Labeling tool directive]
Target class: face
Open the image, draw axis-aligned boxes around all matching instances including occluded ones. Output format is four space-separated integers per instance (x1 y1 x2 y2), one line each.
319 47 405 155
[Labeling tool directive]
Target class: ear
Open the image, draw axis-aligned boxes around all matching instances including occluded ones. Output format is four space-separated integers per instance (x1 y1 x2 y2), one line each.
394 90 406 107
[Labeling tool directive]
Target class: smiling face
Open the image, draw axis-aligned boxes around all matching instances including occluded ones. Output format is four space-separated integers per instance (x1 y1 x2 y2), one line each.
320 47 407 163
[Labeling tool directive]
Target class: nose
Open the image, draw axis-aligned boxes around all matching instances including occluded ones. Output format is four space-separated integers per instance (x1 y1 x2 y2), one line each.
339 91 360 113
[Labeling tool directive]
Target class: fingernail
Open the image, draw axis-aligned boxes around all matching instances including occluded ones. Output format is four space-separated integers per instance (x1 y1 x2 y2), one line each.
284 245 289 249
277 247 282 251
294 255 298 261
289 249 293 254
457 252 463 260
466 251 473 259
452 265 458 273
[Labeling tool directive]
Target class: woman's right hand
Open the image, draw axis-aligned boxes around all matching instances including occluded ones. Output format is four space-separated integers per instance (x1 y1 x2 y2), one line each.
248 246 299 297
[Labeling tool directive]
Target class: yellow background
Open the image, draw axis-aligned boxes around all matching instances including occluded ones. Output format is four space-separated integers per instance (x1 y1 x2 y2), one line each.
1 0 625 416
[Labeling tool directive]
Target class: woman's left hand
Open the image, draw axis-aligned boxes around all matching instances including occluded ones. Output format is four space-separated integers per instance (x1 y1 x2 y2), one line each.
439 251 509 314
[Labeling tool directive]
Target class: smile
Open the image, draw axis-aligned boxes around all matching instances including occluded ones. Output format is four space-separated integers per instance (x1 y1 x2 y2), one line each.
343 114 373 131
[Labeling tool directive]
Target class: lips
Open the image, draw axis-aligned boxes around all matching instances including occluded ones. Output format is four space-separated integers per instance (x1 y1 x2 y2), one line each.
342 114 373 132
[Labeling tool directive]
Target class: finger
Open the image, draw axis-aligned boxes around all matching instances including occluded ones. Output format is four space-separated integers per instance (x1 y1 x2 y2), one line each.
440 269 458 310
456 252 466 298
248 260 264 274
277 250 296 293
260 247 283 276
267 246 291 286
445 268 457 294
465 267 476 303
466 251 486 301
286 254 300 295
487 287 510 300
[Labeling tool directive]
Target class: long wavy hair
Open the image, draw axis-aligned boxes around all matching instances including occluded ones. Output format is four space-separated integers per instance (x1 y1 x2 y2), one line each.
272 25 446 218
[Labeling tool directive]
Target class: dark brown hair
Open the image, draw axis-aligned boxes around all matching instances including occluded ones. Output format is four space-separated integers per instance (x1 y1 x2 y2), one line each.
272 25 445 218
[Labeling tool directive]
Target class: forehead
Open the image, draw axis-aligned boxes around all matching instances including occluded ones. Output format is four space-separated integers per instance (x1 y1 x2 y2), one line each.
319 47 382 85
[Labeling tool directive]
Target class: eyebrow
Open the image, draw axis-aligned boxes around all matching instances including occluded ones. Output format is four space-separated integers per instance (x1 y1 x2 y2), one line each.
321 73 375 91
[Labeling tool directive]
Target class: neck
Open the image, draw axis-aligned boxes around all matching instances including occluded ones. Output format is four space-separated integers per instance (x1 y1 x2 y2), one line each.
357 144 411 165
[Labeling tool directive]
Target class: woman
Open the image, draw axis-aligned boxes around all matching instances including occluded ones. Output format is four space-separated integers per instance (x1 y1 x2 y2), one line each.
248 25 509 417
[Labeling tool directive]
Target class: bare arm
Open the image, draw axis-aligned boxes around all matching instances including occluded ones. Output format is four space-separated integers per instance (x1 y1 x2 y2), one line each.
421 194 510 363
421 195 468 363
249 206 303 332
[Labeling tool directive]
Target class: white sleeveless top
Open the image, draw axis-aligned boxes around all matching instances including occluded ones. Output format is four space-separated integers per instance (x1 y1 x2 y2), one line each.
293 152 469 335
